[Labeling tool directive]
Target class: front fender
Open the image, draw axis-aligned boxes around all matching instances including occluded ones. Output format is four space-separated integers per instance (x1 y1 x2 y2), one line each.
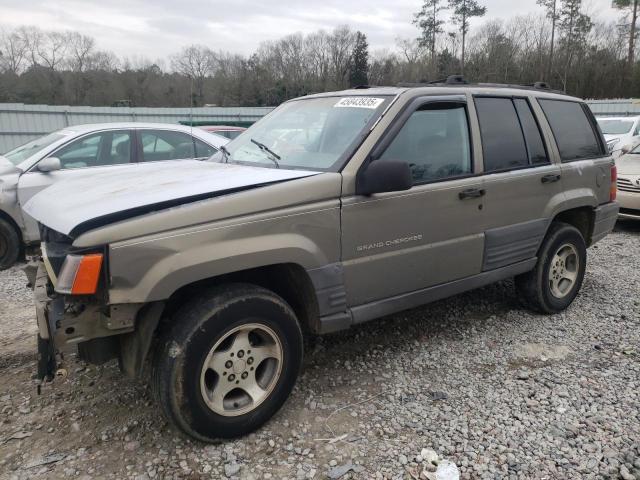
107 205 340 304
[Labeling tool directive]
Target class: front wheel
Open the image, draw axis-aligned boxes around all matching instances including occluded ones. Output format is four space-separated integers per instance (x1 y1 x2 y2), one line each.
152 284 303 441
515 222 587 314
0 218 20 270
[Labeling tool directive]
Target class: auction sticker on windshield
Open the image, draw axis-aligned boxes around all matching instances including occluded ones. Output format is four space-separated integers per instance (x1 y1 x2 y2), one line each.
335 97 385 109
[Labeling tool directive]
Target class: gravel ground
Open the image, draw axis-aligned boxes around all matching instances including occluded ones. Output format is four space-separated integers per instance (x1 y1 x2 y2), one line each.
0 221 639 480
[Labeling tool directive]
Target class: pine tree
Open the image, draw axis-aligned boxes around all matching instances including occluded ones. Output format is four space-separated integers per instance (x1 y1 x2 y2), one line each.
537 0 559 81
413 0 446 65
349 31 369 87
558 0 592 91
448 0 486 75
613 0 639 89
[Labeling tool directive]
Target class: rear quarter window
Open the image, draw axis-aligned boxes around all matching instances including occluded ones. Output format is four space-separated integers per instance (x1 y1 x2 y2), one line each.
538 99 604 162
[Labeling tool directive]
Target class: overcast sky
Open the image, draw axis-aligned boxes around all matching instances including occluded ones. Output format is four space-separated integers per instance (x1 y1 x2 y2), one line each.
0 0 622 60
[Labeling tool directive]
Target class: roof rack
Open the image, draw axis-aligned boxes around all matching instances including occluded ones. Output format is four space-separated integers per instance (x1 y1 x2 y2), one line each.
396 76 567 95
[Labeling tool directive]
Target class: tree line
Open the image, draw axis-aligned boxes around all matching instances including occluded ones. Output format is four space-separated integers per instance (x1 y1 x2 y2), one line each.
0 0 639 107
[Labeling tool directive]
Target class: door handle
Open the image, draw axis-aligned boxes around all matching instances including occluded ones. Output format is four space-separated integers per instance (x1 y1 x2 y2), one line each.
458 188 486 200
541 174 561 184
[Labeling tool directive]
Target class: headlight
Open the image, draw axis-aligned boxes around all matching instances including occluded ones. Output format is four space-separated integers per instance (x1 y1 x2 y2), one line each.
56 253 103 295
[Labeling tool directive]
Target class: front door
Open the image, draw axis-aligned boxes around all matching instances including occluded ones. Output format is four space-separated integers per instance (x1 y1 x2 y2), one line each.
17 129 134 239
341 96 486 308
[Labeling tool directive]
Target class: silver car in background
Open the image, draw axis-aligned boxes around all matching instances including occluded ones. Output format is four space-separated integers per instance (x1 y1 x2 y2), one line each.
0 123 229 269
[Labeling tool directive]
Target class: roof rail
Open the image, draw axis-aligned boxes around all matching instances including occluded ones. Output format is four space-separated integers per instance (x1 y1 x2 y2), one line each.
445 75 468 85
396 78 567 95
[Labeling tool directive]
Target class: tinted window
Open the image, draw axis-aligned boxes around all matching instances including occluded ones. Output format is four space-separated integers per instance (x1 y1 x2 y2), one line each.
514 99 548 165
539 100 604 161
140 130 195 162
379 103 472 183
52 131 132 169
194 138 217 158
475 97 528 171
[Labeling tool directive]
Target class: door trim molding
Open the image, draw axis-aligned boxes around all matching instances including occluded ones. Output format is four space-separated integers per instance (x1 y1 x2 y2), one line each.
315 257 537 333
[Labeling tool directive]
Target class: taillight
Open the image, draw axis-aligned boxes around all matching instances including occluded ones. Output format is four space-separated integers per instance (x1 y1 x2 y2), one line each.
610 164 617 202
56 253 103 295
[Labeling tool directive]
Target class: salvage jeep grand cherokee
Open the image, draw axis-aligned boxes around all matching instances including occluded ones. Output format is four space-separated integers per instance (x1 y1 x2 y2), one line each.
26 79 619 442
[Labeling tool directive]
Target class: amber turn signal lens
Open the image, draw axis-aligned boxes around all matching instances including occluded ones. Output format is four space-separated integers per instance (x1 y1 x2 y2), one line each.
56 253 103 295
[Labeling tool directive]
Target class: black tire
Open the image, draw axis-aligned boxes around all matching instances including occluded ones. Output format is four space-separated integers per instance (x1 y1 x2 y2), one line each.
152 283 303 442
515 222 587 314
0 218 20 270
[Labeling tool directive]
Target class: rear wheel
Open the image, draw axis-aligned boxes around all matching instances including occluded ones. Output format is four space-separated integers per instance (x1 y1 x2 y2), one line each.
0 218 20 270
152 284 303 441
515 222 587 314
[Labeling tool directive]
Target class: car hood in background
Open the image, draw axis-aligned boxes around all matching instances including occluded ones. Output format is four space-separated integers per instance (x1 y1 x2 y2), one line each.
617 154 640 175
24 160 318 237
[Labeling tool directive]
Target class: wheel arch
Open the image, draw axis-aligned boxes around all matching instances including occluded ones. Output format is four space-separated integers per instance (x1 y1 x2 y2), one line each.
120 262 320 379
550 205 595 246
161 262 320 333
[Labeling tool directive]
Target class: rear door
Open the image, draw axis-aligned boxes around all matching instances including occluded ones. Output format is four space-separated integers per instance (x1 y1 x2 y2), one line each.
473 96 564 271
537 99 612 206
17 129 135 235
136 129 217 163
341 95 487 307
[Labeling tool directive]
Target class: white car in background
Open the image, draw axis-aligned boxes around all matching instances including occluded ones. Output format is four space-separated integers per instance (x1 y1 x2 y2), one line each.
616 143 640 220
0 123 228 269
596 116 640 157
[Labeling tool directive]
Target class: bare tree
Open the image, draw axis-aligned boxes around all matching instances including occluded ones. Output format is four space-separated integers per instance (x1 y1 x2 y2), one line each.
170 44 216 105
0 29 28 74
37 31 68 70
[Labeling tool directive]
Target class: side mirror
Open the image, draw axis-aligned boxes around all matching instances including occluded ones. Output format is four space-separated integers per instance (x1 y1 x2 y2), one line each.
356 159 413 196
37 157 62 172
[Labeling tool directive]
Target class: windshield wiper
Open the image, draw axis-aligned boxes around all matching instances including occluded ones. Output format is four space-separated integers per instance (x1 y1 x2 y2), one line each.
251 138 280 168
219 145 231 163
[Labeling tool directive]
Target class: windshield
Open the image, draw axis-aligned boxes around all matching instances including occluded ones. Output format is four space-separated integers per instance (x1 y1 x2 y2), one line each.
217 95 391 171
3 133 66 165
597 119 634 135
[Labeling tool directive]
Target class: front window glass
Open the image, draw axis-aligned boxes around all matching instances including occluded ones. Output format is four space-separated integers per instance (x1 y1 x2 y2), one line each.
218 96 391 171
379 103 472 183
3 133 65 165
53 131 133 169
597 119 634 135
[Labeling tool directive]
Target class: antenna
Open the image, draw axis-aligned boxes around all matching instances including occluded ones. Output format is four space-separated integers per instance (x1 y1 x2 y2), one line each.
189 75 194 138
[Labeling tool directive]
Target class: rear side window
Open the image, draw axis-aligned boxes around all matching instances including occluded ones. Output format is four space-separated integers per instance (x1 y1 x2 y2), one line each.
194 138 217 158
538 99 604 161
139 130 195 162
514 99 548 165
475 97 529 172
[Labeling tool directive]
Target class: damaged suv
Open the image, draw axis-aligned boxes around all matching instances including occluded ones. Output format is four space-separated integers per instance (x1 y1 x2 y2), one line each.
27 79 619 442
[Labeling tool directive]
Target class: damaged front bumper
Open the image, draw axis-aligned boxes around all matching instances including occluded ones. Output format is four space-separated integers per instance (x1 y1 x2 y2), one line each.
33 261 64 382
33 260 142 383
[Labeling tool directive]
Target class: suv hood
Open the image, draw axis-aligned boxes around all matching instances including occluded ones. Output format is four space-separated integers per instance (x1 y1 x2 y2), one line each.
24 160 318 237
